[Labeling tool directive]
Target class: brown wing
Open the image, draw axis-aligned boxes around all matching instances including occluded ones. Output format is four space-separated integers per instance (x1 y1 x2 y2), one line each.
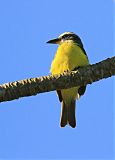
56 90 63 102
78 86 86 96
72 65 87 97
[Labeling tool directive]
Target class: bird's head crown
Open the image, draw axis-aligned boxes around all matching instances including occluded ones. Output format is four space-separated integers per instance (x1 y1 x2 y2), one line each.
59 32 82 43
47 32 83 46
58 32 76 39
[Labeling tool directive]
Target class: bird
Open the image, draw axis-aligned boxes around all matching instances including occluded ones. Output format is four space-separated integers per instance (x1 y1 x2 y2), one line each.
47 32 89 128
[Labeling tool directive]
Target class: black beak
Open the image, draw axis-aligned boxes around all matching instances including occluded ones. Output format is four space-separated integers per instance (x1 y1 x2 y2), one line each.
46 38 60 44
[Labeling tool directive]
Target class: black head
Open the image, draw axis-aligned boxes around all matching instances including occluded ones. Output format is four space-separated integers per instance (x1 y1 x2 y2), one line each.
47 32 83 47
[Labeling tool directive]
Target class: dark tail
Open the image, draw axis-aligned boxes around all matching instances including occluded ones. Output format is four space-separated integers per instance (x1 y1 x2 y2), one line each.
68 100 76 128
60 100 76 128
60 101 68 127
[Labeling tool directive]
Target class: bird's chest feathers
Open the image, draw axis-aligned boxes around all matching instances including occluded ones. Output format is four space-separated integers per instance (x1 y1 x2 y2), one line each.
51 42 88 74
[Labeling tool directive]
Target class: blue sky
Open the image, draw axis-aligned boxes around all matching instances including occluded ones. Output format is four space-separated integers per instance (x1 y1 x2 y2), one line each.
0 0 114 159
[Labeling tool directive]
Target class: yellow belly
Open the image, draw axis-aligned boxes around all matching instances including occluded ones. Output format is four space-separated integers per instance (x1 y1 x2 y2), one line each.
50 42 89 103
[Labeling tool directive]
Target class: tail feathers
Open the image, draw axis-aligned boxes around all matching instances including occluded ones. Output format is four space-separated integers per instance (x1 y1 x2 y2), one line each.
68 100 76 128
60 101 68 127
60 100 76 128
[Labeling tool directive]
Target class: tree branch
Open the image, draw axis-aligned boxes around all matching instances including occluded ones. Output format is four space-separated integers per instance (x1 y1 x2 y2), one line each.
0 56 115 103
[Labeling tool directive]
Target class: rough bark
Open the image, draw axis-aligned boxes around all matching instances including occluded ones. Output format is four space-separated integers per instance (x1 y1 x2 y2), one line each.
0 56 115 103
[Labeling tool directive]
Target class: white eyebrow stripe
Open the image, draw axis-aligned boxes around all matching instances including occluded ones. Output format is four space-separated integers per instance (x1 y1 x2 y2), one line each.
58 32 75 38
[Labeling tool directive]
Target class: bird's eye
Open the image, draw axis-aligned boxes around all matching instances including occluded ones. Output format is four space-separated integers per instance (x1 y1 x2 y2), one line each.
62 35 67 39
62 35 71 40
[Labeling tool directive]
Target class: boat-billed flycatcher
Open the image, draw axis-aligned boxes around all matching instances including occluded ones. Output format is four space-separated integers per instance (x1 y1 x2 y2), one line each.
47 32 89 128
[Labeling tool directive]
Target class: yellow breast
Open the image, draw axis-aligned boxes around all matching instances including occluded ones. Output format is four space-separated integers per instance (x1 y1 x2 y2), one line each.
50 41 89 103
50 42 89 75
